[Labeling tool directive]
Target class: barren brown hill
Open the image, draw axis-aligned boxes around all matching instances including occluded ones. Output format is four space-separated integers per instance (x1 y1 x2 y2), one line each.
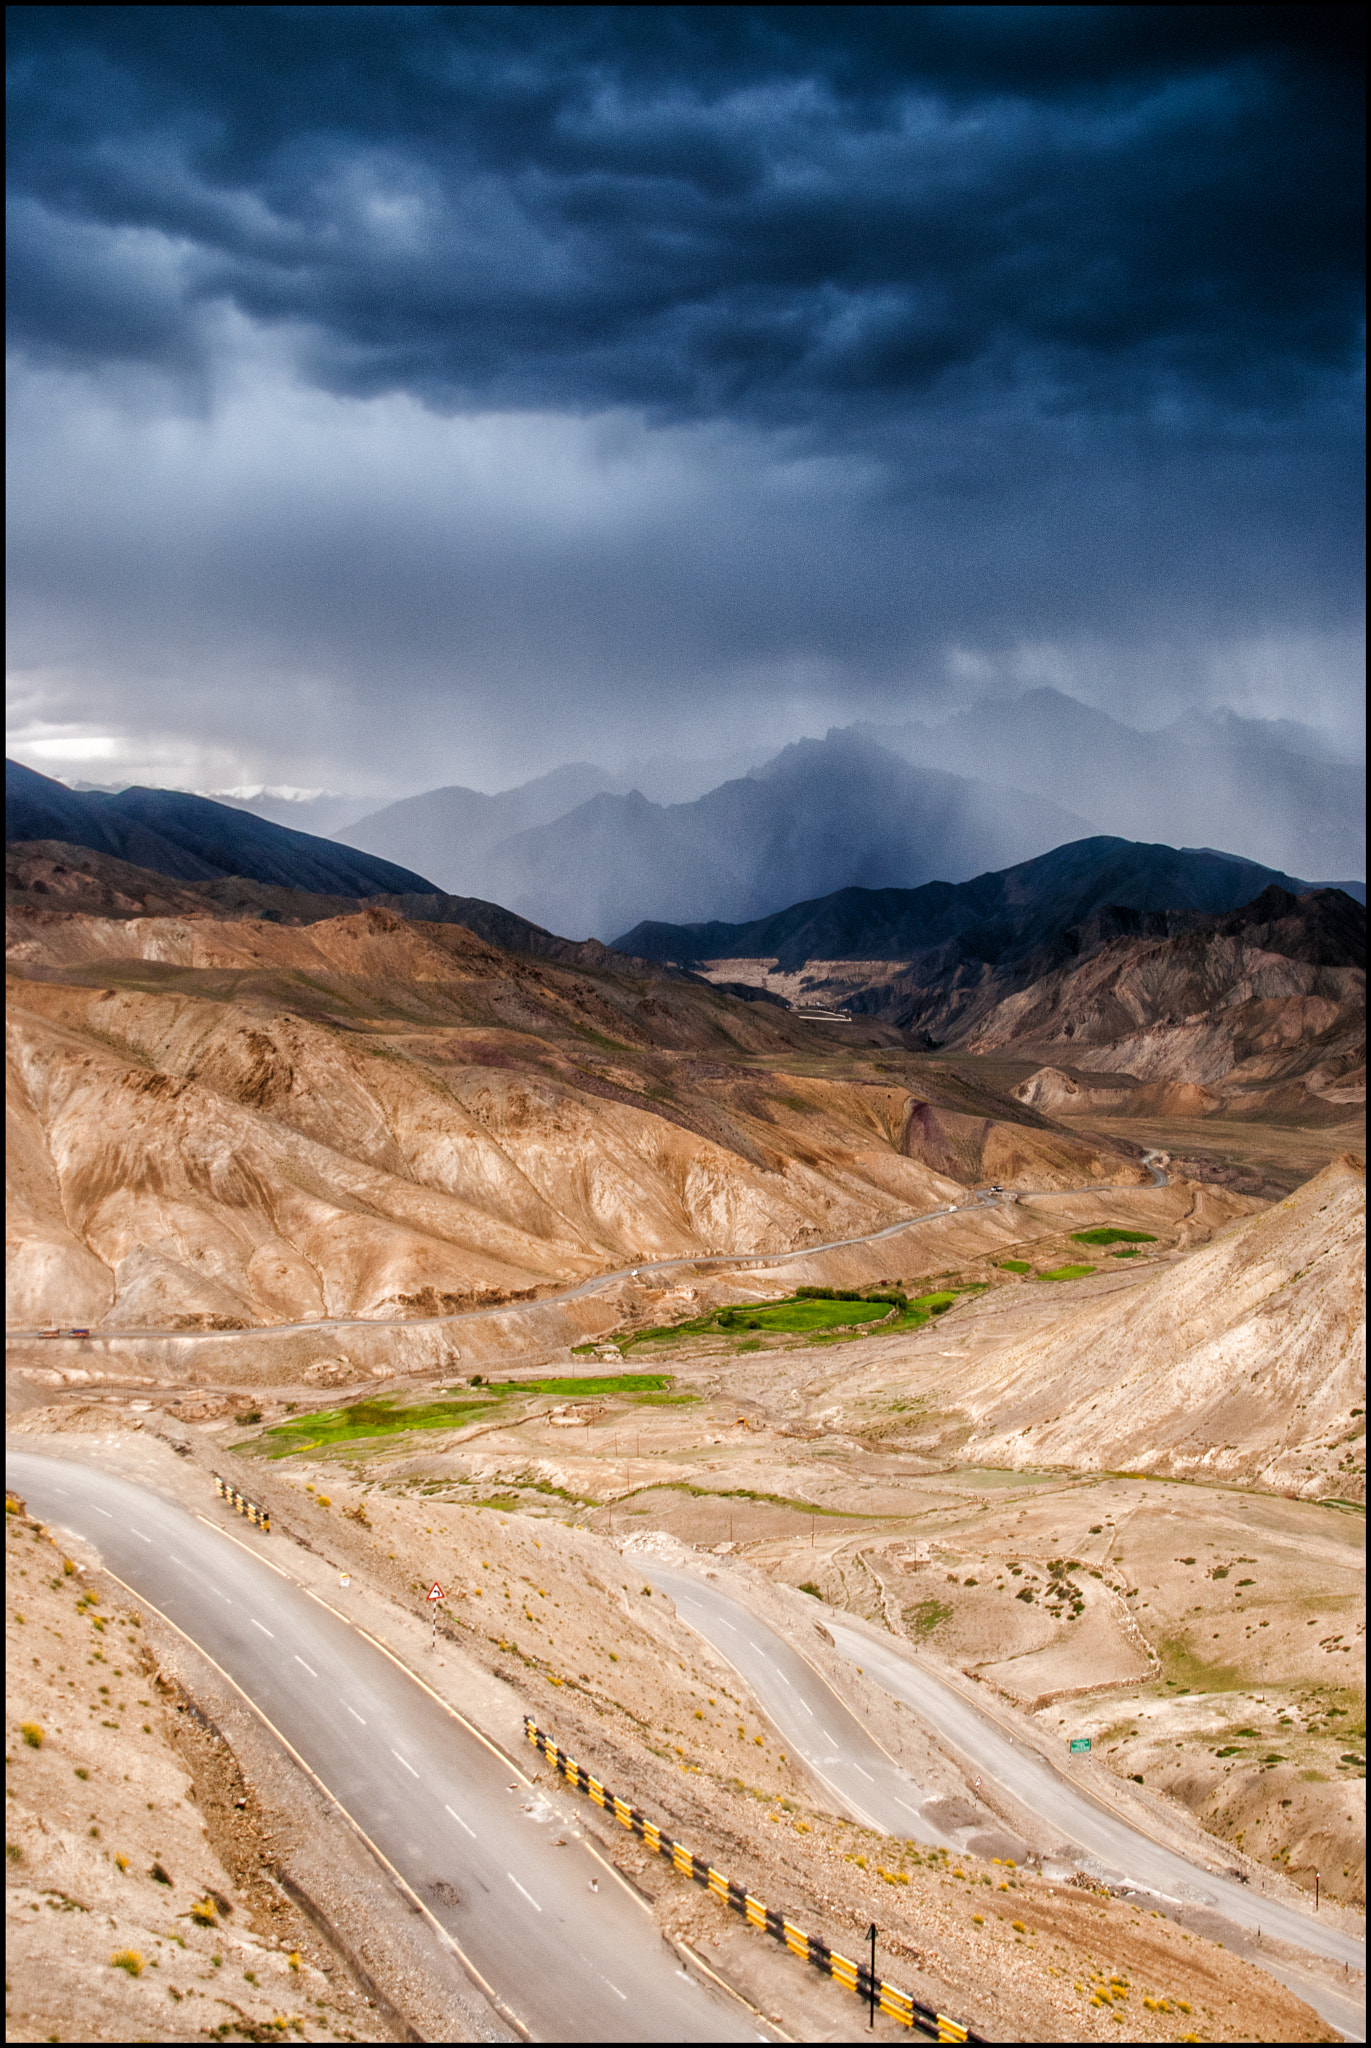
975 888 1365 1122
698 884 1365 1128
6 837 661 972
7 902 1144 1331
955 1153 1366 1497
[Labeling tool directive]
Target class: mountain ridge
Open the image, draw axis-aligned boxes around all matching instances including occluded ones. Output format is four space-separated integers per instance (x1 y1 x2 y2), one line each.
351 730 1093 939
3 839 664 977
615 836 1327 970
5 761 438 899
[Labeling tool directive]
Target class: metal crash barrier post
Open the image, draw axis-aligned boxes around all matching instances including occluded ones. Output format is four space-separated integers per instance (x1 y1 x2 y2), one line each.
523 1716 985 2042
213 1474 271 1533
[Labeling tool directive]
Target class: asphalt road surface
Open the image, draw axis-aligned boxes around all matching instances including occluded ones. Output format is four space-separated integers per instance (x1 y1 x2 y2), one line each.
8 1166 1163 1345
648 1568 1366 2041
647 1567 965 1846
7 1452 768 2045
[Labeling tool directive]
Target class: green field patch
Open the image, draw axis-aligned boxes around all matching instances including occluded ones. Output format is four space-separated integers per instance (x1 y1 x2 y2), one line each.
254 1394 493 1456
1037 1264 1097 1282
501 1373 670 1398
723 1297 892 1332
1111 1246 1143 1258
998 1259 1032 1274
251 1374 671 1457
1157 1633 1250 1693
622 1283 980 1351
1071 1227 1157 1246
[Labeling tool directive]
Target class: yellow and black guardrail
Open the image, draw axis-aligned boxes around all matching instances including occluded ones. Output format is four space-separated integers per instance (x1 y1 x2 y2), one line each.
524 1718 981 2042
213 1474 270 1532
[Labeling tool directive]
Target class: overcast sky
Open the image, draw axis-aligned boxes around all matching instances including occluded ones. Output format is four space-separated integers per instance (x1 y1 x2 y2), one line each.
6 6 1365 796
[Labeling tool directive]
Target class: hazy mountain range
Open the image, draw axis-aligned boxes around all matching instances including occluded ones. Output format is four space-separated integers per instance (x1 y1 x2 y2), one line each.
858 689 1364 883
340 731 1091 938
329 688 1362 939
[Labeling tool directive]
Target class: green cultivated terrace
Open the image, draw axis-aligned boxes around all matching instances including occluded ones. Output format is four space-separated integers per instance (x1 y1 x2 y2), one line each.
250 1374 672 1456
609 1285 984 1351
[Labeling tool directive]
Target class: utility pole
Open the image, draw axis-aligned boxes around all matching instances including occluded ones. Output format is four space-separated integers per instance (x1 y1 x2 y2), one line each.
867 1923 877 2029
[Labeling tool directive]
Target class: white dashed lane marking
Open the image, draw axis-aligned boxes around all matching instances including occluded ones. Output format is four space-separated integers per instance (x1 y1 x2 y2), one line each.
251 1619 274 1636
508 1874 542 1911
294 1656 317 1677
445 1804 476 1838
392 1749 419 1777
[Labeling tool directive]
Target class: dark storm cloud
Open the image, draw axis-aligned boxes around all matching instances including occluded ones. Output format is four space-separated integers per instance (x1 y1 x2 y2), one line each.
7 6 1363 424
4 7 1365 792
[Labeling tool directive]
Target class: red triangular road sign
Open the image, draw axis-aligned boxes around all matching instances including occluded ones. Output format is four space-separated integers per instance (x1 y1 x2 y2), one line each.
426 1581 445 1601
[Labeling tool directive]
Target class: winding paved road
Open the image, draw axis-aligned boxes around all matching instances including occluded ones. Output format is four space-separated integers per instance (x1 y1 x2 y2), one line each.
646 1567 1365 2041
6 1451 768 2045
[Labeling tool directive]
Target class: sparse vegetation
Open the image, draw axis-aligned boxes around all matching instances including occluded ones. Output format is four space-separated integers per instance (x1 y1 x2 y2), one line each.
907 1597 954 1634
1037 1264 1096 1282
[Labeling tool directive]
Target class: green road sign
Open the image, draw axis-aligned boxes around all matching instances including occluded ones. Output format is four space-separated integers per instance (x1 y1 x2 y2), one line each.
1070 1737 1092 1753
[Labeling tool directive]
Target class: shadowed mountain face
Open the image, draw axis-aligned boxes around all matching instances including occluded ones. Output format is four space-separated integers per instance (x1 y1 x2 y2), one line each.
618 842 1366 1118
338 732 1089 941
5 761 438 898
965 885 1366 1112
616 837 1322 971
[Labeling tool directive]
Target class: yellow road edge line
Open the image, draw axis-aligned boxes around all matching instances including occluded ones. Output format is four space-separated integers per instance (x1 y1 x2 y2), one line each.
673 1938 794 2041
195 1511 294 1580
95 1564 528 2039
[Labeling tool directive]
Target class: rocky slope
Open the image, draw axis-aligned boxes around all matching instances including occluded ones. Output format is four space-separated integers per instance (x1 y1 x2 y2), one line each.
7 838 671 974
955 1153 1366 1497
7 901 1142 1331
989 886 1365 1120
629 855 1364 1122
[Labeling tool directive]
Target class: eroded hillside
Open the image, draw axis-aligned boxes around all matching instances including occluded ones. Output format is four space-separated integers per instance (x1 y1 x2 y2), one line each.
7 898 1144 1331
954 1154 1366 1494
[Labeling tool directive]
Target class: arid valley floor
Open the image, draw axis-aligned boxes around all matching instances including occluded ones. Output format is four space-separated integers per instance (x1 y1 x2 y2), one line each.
6 855 1365 2043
